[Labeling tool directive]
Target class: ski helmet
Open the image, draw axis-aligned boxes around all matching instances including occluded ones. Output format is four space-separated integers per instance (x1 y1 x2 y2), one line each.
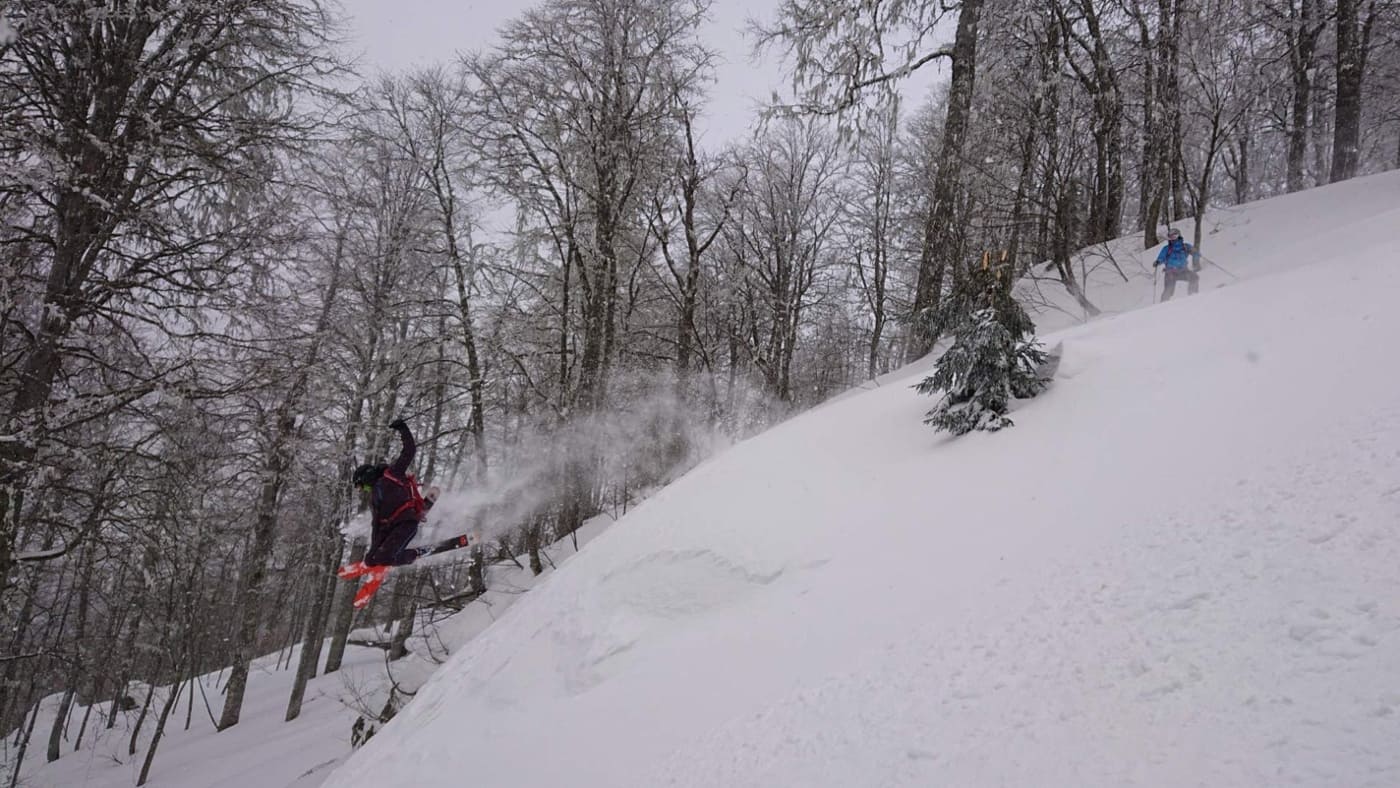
352 464 385 488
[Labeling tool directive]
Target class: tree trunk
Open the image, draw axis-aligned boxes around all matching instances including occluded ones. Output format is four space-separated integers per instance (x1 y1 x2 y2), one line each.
45 689 75 763
1 567 38 732
7 689 41 788
442 195 488 482
1134 0 1158 243
75 696 96 751
1145 0 1183 241
387 577 420 662
1286 0 1321 192
107 601 145 730
1311 70 1331 185
526 522 543 576
285 530 340 721
1060 0 1124 243
908 0 983 358
1008 21 1054 272
1330 0 1373 182
0 182 101 588
1232 135 1250 204
1193 122 1221 249
1165 0 1185 223
128 659 162 757
323 538 365 674
136 674 186 787
221 249 341 719
467 545 487 595
217 413 295 730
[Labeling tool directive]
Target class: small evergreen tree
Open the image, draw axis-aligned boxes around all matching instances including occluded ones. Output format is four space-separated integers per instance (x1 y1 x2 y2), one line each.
915 260 1049 435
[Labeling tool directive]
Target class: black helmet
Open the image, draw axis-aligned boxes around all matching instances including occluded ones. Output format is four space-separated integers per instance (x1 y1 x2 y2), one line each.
352 464 384 488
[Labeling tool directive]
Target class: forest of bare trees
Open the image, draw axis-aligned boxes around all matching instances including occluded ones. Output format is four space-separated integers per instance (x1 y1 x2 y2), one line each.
2 0 1397 781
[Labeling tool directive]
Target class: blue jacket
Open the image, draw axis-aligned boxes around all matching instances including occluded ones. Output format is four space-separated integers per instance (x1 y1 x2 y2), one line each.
1156 238 1196 270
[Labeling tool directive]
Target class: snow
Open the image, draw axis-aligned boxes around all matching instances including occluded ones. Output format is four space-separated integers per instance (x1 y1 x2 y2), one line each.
16 172 1400 787
10 516 619 788
9 642 382 788
325 171 1400 787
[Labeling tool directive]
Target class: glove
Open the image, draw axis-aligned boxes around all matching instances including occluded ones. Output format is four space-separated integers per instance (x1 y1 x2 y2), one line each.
388 418 408 431
1152 261 1161 268
424 485 440 502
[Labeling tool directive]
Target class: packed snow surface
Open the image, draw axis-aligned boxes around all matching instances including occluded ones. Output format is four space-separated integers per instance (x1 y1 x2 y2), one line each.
327 173 1400 786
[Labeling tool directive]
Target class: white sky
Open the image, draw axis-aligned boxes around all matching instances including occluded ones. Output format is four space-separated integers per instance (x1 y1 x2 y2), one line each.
337 0 793 146
337 0 949 148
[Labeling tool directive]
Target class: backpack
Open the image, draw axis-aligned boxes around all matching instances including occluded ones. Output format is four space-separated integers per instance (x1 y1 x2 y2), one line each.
376 468 425 525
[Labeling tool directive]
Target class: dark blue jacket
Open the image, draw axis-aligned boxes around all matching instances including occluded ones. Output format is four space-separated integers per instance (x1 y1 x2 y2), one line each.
371 425 421 527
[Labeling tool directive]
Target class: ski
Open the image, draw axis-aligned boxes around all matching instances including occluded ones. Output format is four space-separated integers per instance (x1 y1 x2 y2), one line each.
352 566 390 609
337 560 371 580
337 532 474 609
413 532 474 559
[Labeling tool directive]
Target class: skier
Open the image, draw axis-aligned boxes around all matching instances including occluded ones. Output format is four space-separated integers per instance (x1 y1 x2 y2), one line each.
1153 227 1201 301
351 419 440 568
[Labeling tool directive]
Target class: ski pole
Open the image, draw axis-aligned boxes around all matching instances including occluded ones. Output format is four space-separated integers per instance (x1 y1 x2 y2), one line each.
1198 253 1239 280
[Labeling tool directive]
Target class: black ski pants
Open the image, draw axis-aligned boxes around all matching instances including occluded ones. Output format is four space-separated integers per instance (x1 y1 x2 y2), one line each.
1162 268 1200 300
366 520 420 566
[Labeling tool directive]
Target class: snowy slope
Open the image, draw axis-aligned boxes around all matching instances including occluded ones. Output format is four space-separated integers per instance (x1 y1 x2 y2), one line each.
1023 169 1400 331
11 515 620 788
11 641 384 788
327 172 1400 787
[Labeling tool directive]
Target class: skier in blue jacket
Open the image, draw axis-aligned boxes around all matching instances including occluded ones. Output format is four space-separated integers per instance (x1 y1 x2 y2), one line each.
1153 227 1201 301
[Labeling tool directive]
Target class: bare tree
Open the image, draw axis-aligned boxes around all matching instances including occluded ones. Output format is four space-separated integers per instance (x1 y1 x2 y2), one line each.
649 100 741 397
847 103 903 378
721 120 845 403
0 0 338 593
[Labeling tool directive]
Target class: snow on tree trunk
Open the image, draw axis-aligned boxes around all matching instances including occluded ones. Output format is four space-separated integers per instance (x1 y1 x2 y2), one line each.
909 0 984 359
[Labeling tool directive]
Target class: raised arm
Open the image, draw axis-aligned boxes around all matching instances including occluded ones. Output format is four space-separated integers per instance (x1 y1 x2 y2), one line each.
387 419 415 475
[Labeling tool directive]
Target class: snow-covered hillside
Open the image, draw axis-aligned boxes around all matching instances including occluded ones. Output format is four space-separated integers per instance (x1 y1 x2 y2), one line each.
326 171 1400 787
17 173 1399 788
10 514 622 788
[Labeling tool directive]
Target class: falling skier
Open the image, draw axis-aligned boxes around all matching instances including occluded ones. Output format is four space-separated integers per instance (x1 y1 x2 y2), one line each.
1153 227 1202 301
339 420 482 607
355 419 437 568
339 419 450 607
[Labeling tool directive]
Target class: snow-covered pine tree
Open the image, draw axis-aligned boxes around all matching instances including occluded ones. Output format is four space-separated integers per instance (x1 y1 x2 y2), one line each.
915 259 1048 435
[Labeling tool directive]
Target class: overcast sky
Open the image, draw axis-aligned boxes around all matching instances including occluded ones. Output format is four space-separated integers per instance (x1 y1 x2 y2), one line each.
336 0 797 145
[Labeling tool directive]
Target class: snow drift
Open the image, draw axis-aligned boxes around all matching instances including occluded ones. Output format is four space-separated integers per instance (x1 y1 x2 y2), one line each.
327 172 1400 787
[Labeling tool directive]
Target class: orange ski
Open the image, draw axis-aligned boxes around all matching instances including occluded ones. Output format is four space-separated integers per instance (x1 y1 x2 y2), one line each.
337 560 370 580
352 566 390 609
